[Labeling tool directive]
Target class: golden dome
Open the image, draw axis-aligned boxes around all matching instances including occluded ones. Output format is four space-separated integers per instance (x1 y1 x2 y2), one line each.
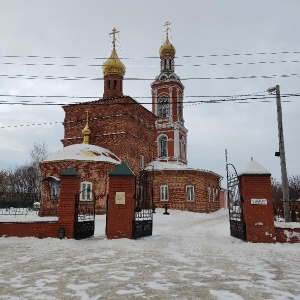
102 47 126 77
82 124 91 136
159 34 176 56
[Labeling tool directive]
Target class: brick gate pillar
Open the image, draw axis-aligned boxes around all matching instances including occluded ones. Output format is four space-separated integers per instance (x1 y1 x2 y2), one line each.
106 162 135 239
239 159 276 243
58 168 80 239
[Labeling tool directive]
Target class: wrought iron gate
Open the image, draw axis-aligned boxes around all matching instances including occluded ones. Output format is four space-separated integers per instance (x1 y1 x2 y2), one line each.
133 169 154 239
227 163 246 241
74 190 95 240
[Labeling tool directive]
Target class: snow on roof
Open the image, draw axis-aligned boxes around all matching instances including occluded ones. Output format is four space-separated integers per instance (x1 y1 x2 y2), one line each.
145 160 193 171
42 144 121 165
145 160 222 177
238 159 271 176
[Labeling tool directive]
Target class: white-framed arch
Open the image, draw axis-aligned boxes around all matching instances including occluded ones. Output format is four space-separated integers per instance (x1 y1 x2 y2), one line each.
157 134 168 158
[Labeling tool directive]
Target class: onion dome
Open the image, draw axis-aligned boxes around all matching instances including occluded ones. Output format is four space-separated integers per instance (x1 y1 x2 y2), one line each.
102 46 126 77
159 34 176 57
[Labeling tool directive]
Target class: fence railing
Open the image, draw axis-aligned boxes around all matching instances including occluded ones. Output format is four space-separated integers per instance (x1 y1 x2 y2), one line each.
273 200 300 222
0 207 39 217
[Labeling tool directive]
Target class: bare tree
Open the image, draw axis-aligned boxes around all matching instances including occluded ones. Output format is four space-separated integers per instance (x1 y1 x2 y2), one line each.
0 142 49 207
288 175 300 200
272 175 300 201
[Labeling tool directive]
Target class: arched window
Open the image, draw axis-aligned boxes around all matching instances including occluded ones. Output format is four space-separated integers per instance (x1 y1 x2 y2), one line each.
158 135 168 157
157 97 169 118
50 178 60 200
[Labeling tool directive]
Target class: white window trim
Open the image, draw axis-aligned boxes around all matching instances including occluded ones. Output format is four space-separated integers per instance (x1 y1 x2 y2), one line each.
157 96 169 118
50 180 60 200
80 181 93 201
158 134 168 158
208 187 211 202
186 185 195 202
160 185 169 201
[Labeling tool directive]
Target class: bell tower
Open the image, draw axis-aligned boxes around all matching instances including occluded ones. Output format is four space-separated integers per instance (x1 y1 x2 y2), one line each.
151 22 188 164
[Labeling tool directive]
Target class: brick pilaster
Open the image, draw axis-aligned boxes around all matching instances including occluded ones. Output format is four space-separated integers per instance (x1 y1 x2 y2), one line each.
106 162 135 239
240 174 276 243
58 168 80 238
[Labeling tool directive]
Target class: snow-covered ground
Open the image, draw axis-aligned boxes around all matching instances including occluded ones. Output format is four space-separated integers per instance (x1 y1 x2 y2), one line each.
0 209 299 300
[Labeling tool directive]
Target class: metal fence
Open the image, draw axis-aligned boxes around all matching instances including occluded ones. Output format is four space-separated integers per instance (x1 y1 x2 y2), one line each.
273 200 300 222
0 207 39 217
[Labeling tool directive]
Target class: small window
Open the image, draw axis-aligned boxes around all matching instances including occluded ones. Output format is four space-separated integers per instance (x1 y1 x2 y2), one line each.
186 185 195 201
80 182 93 201
207 187 211 202
107 80 111 90
160 185 168 201
113 80 117 89
50 180 60 200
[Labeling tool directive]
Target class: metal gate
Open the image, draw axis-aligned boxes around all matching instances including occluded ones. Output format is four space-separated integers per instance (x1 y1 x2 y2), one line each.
133 169 154 239
74 190 95 240
226 163 246 241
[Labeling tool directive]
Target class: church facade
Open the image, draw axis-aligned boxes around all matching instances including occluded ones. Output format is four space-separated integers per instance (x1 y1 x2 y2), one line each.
40 25 221 214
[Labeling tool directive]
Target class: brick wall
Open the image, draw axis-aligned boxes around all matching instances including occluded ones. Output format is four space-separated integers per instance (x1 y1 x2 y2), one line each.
0 168 81 239
62 96 157 174
153 169 220 213
240 175 276 243
0 222 59 238
40 161 116 214
106 175 135 239
275 227 300 243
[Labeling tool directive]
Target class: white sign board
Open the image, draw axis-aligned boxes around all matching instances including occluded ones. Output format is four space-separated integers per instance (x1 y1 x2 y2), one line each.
251 198 267 205
115 192 125 205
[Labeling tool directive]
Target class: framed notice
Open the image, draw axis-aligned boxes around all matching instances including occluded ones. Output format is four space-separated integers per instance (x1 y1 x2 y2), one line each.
115 192 125 205
251 198 267 205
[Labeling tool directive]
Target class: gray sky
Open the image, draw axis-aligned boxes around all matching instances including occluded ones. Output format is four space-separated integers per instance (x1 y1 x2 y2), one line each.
1 0 299 185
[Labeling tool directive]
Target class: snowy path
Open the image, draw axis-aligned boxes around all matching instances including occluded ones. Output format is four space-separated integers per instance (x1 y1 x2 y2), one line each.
0 209 300 299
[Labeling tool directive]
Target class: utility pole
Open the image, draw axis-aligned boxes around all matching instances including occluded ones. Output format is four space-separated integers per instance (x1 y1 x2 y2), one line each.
268 85 290 222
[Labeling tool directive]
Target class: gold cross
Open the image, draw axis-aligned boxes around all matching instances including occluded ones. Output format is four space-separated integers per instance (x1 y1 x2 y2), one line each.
164 21 171 35
109 27 119 48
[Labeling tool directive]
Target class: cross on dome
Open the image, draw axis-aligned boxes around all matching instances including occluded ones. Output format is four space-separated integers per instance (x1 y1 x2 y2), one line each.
164 21 171 36
109 27 119 48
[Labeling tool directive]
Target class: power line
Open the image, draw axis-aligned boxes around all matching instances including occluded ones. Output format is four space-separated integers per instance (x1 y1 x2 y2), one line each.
1 94 299 106
0 95 298 128
1 73 300 81
1 92 299 99
1 51 300 60
1 60 299 68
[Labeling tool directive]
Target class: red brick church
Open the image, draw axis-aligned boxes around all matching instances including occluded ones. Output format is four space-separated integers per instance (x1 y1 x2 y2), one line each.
40 24 221 215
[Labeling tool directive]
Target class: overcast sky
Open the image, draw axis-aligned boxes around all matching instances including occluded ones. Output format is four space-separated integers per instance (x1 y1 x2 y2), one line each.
1 0 299 185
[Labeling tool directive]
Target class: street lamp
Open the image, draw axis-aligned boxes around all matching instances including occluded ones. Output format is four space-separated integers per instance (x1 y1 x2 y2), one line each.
267 85 290 222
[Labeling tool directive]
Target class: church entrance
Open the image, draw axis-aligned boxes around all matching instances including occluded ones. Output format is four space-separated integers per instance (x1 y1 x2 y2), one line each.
133 170 154 239
74 190 96 240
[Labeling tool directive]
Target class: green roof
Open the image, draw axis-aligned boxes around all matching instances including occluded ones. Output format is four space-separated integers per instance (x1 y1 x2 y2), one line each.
109 161 134 177
60 168 80 177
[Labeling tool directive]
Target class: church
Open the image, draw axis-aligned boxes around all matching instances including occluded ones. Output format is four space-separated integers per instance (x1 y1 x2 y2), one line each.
39 24 221 215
